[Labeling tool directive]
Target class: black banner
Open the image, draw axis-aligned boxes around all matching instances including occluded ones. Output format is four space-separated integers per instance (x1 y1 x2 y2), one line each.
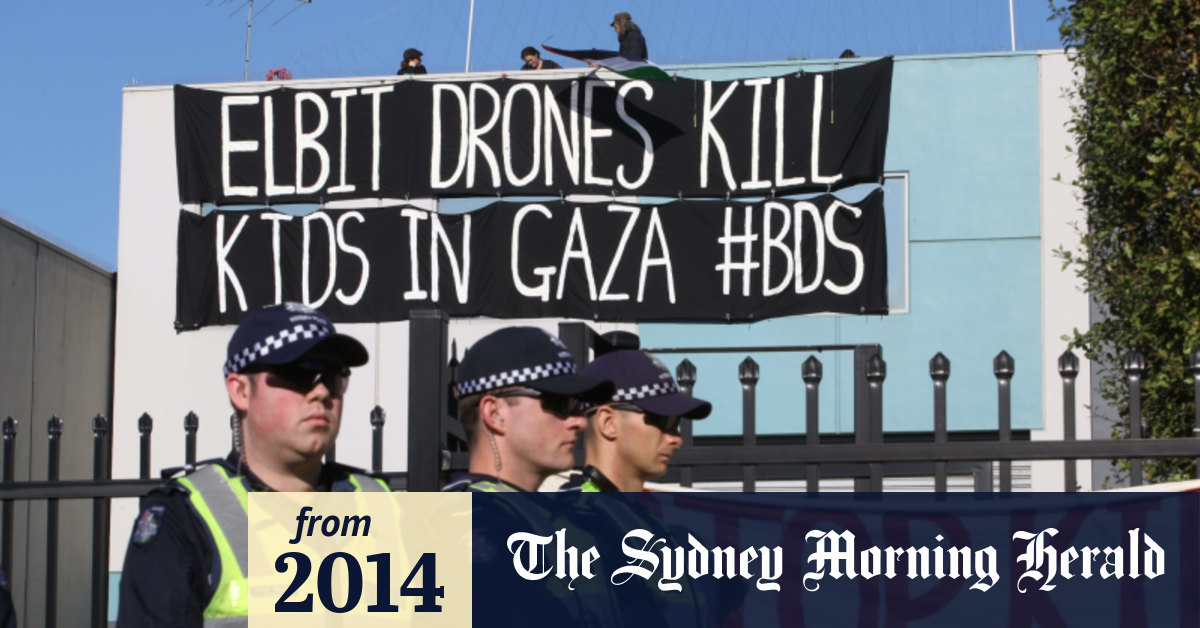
175 192 887 329
174 58 892 205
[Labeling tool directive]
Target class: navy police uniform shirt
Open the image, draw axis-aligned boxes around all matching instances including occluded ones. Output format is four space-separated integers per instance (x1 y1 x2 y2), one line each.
443 473 616 628
558 465 623 492
115 452 380 627
441 472 526 492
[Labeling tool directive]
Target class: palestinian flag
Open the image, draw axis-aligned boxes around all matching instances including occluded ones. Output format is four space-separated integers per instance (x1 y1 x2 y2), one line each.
542 44 673 81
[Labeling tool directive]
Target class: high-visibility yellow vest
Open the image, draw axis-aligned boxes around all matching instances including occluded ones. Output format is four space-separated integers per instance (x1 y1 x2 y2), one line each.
465 479 522 492
177 464 388 625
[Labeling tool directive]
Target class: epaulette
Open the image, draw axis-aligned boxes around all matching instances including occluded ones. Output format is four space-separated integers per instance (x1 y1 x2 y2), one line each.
325 460 388 481
160 457 232 480
557 472 585 492
146 481 189 498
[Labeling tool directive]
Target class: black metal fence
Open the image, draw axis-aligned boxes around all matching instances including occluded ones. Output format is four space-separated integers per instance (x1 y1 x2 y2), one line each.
405 311 1200 495
7 310 1200 626
0 406 404 628
653 346 1200 492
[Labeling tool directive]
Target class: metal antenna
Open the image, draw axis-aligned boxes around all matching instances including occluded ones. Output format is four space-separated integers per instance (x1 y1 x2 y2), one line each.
242 0 312 81
244 0 254 80
465 0 476 72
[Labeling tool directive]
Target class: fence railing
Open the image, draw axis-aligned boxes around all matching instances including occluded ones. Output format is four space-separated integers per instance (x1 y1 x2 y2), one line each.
404 311 1200 495
7 310 1200 626
0 405 407 628
667 348 1200 491
618 339 882 492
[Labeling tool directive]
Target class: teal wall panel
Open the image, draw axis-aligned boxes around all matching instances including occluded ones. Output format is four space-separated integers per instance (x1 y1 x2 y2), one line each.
643 53 1045 433
888 55 1042 240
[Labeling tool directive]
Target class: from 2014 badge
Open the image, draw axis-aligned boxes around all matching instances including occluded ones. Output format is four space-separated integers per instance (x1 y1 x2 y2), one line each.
247 493 470 627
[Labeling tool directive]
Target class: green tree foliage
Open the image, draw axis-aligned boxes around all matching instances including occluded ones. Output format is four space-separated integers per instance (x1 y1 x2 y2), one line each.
1053 0 1200 482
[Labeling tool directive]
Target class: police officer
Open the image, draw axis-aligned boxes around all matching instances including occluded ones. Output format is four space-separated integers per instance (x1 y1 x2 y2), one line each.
561 350 711 492
116 302 387 627
442 326 613 492
560 350 715 627
441 327 621 628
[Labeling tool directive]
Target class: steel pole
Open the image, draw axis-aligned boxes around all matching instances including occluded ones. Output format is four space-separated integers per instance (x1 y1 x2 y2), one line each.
1009 0 1016 51
464 0 476 72
244 0 254 80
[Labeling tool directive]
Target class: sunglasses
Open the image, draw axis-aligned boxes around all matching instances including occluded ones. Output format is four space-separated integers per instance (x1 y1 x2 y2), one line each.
256 360 350 396
492 388 583 418
609 403 683 434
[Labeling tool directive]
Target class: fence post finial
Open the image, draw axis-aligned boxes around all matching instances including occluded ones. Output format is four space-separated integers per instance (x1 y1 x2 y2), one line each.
802 356 823 383
1123 348 1146 486
1058 349 1079 377
183 411 200 465
738 357 760 385
676 359 697 389
866 353 887 382
993 351 1014 379
929 352 950 381
1123 349 1146 378
92 414 109 438
184 411 199 433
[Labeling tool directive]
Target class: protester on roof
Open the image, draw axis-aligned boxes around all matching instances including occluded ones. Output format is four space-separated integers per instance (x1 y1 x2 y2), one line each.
397 48 427 75
520 46 561 70
611 11 647 60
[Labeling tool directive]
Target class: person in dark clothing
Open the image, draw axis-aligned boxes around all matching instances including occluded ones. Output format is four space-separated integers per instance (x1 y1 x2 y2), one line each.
116 302 387 627
520 46 561 70
0 568 15 628
397 47 427 75
611 11 648 60
441 327 612 493
559 350 710 492
556 351 715 627
442 328 619 626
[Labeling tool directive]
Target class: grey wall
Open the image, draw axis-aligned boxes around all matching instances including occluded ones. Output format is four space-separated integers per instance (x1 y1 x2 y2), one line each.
1089 294 1122 489
0 218 115 628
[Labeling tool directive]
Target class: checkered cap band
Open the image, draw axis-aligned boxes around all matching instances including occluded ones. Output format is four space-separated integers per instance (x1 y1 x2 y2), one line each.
223 322 331 376
456 360 577 397
613 381 679 402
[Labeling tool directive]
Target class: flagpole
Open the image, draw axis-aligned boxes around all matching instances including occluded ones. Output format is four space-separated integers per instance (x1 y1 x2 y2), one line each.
1008 0 1016 51
464 0 476 72
245 0 254 80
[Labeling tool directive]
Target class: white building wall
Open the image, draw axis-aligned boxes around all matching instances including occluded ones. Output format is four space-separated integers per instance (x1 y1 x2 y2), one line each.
1031 51 1091 491
108 77 635 569
110 54 1086 567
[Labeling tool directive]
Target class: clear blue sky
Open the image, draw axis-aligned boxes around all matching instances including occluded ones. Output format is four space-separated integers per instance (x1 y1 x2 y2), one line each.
0 0 1066 271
